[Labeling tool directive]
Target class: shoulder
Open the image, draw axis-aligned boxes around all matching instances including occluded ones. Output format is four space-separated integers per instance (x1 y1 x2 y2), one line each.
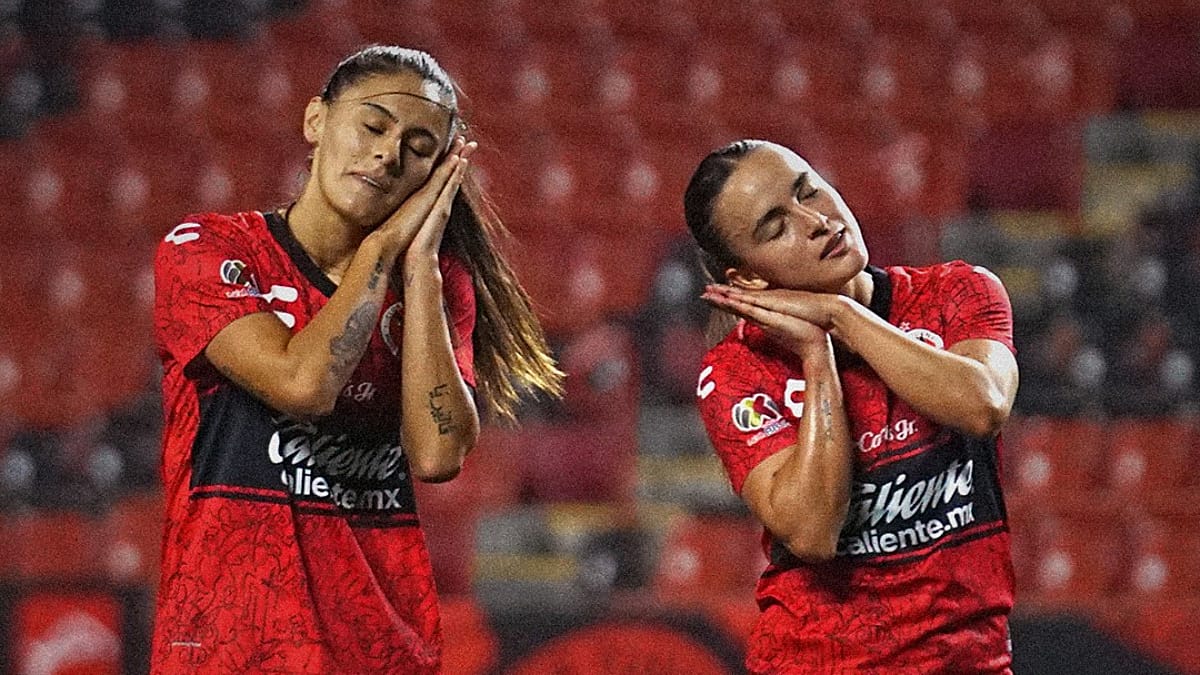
701 321 787 387
889 261 1007 298
157 211 266 255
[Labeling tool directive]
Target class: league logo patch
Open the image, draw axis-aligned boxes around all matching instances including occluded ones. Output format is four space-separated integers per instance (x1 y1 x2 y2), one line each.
731 393 783 432
220 259 249 286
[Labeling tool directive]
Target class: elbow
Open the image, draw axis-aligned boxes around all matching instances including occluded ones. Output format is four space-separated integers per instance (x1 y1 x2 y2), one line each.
410 426 479 484
962 387 1011 438
410 453 466 483
781 531 840 563
268 378 338 419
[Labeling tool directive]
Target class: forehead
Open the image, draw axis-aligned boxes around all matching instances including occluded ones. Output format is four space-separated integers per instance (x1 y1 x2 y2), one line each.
712 145 811 232
337 71 454 130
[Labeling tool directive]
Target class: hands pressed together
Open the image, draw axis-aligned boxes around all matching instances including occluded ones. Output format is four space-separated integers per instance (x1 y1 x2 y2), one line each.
701 284 843 357
376 135 478 267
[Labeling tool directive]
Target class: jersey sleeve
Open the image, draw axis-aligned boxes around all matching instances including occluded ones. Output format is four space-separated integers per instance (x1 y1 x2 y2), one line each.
696 337 803 494
440 253 476 388
940 262 1015 353
154 215 272 369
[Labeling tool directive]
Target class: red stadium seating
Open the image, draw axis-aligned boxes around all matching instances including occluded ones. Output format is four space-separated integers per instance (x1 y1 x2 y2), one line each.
966 120 1084 211
517 418 638 503
10 510 106 581
1002 415 1107 497
1103 417 1197 495
652 513 765 604
103 492 165 587
1019 498 1130 603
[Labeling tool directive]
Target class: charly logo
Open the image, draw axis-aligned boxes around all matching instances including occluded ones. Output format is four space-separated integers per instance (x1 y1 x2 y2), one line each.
905 327 944 349
731 393 783 432
380 302 404 356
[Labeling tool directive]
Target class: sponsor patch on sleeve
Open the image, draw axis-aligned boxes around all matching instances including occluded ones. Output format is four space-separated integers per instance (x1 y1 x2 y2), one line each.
731 393 793 446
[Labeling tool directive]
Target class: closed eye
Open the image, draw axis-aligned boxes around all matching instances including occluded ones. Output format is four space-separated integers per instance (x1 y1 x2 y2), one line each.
364 124 384 135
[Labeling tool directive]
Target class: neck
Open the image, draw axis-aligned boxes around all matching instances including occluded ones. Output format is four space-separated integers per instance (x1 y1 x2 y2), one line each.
284 186 366 276
840 268 875 307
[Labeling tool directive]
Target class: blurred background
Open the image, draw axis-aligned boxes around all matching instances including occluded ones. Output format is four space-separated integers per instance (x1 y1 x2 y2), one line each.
1 0 1199 673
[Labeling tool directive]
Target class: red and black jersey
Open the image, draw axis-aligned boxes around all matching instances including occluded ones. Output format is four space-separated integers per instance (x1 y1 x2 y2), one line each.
697 262 1016 674
151 211 476 674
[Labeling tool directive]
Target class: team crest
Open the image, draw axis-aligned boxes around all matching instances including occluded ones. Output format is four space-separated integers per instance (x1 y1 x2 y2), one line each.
905 327 944 349
380 302 404 356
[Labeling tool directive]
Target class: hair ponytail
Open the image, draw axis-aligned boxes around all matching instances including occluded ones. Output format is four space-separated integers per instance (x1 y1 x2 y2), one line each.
442 177 564 422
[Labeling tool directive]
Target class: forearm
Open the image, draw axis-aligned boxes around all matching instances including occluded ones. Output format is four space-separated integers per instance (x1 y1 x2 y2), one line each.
829 298 1010 436
207 232 399 417
280 233 399 411
400 257 480 482
764 337 854 561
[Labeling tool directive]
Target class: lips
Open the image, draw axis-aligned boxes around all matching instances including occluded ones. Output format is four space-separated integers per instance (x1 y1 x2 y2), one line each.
820 229 847 260
351 172 388 191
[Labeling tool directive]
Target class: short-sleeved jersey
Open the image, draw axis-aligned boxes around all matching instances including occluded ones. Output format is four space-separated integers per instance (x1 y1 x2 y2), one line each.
151 211 476 674
697 262 1016 674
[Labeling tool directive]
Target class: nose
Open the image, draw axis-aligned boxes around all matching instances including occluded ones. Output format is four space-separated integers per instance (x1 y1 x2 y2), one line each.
796 204 831 239
374 141 404 176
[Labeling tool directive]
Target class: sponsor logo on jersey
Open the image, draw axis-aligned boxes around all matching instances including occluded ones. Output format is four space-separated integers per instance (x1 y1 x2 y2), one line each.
267 417 408 511
731 393 783 432
857 418 919 453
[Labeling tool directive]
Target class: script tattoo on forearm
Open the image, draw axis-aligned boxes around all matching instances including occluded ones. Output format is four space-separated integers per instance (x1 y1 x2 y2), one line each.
819 384 835 442
329 302 377 377
428 383 457 435
367 259 384 291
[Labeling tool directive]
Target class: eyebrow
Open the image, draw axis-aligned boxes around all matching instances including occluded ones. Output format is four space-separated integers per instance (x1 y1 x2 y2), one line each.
361 102 440 144
752 172 808 240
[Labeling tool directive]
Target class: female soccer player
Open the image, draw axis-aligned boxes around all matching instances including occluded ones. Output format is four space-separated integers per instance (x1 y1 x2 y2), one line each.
152 46 561 673
686 140 1019 673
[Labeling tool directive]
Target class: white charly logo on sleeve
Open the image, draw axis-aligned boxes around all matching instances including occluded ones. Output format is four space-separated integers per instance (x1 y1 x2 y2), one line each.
696 365 715 400
784 378 806 417
164 222 201 245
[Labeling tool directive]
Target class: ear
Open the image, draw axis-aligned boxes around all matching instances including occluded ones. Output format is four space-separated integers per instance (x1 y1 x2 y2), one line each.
302 96 326 146
725 267 769 290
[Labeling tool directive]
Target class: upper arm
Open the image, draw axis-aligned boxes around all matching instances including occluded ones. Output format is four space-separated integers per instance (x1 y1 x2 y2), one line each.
205 313 322 415
739 448 794 535
950 338 1019 410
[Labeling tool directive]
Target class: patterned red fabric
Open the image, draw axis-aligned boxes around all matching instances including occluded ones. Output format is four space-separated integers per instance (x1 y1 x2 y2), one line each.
151 211 476 674
697 262 1016 674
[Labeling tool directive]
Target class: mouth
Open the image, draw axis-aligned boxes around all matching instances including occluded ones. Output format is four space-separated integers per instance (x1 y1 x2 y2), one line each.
351 173 387 192
820 229 848 260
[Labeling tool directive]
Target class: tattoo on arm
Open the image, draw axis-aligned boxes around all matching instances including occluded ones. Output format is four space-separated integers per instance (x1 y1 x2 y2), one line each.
329 302 377 377
367 259 385 291
821 396 834 442
428 383 457 435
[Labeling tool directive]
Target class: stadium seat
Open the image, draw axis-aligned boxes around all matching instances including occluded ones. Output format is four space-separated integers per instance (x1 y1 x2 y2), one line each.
438 595 499 675
1121 598 1200 675
967 120 1084 211
652 513 765 604
1021 499 1129 603
559 321 640 423
1103 417 1196 495
1116 22 1200 110
518 418 638 503
1119 514 1200 598
1002 415 1107 497
103 491 164 586
10 510 106 581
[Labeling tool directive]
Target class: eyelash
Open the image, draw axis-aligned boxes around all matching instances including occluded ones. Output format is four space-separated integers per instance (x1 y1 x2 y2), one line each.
365 124 384 135
798 185 818 201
